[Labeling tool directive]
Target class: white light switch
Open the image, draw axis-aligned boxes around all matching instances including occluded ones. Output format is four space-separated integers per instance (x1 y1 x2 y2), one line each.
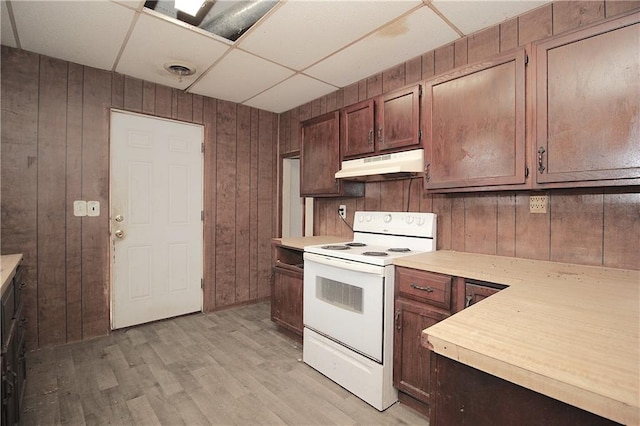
73 200 87 217
87 201 100 217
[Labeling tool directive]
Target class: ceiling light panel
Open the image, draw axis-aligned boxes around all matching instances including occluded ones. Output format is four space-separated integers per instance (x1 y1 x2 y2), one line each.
239 0 422 70
189 49 294 104
11 1 135 70
1 1 17 48
117 13 229 90
432 0 550 34
306 6 459 88
244 74 337 114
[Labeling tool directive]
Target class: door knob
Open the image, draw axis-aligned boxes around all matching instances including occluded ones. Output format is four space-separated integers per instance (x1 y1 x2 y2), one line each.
114 230 125 239
114 214 124 222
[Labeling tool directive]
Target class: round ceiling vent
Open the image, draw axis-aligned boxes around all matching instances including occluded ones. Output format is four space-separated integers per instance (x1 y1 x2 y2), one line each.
164 63 196 81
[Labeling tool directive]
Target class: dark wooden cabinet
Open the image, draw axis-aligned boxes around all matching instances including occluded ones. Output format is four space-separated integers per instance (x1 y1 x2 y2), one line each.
271 244 304 342
393 267 454 416
300 111 364 197
340 84 422 159
533 12 640 188
423 48 528 192
2 264 27 426
429 353 620 426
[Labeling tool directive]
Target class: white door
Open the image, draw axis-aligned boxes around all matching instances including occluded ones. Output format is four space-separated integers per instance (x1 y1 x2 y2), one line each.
110 110 203 329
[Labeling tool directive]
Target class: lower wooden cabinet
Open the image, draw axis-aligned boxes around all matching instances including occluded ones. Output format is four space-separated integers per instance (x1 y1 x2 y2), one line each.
271 265 303 340
393 267 455 416
2 264 27 426
429 352 620 426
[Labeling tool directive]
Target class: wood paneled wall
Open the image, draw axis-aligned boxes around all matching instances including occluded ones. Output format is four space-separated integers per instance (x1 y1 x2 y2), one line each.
1 46 278 349
278 1 640 271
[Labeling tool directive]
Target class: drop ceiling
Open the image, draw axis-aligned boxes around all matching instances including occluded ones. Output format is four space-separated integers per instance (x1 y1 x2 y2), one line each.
1 0 549 113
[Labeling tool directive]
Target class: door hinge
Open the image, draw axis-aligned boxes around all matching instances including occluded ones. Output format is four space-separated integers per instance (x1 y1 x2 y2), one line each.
201 278 204 289
525 54 529 66
201 143 204 153
525 166 530 178
419 85 423 97
418 129 423 141
201 210 204 221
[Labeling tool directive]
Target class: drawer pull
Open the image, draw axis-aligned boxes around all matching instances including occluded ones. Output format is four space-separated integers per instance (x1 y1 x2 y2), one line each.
410 283 434 293
395 310 401 330
19 282 27 290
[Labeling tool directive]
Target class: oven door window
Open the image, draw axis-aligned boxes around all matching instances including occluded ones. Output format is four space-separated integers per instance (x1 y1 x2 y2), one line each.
317 278 363 314
304 255 385 362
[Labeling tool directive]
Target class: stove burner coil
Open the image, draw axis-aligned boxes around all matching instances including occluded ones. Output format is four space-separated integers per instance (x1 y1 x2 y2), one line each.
321 245 350 250
388 247 411 253
362 251 389 257
346 242 367 247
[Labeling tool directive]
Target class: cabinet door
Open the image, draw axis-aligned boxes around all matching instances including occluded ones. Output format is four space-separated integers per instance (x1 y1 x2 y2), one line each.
377 84 421 152
534 13 640 186
271 266 303 337
341 99 375 158
424 49 527 191
300 111 341 196
393 299 449 403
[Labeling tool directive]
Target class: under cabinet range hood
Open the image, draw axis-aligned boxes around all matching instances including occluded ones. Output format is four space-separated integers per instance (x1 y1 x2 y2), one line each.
335 149 424 181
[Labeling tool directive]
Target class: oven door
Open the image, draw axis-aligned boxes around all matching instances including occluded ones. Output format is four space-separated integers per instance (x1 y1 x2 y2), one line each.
303 252 386 362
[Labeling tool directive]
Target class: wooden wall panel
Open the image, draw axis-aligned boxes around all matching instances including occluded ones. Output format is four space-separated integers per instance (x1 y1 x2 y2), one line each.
603 192 640 269
468 26 500 63
606 0 640 17
367 74 383 98
496 194 517 257
518 4 553 45
382 64 405 93
1 47 40 350
215 100 238 307
553 1 604 34
1 47 279 348
37 56 68 347
66 62 84 343
81 67 112 339
235 105 251 303
500 18 519 52
515 193 550 261
464 195 498 255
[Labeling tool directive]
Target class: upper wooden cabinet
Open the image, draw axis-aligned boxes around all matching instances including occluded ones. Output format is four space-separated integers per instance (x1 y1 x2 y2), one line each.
300 111 364 197
423 48 528 192
533 12 640 188
340 84 422 159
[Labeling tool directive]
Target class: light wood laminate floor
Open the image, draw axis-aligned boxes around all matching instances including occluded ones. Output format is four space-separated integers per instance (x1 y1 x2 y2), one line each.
22 302 427 425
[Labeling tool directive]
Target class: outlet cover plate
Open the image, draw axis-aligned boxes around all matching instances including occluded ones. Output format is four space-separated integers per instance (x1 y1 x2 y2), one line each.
73 200 87 217
530 195 548 213
338 204 346 219
87 201 100 217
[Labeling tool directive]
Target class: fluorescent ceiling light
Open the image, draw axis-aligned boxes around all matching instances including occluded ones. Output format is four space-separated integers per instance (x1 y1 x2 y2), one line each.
175 0 204 17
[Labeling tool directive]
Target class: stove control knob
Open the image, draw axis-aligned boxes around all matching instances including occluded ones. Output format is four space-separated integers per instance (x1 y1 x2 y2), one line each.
416 217 425 226
365 215 372 222
384 214 392 223
358 215 364 222
406 216 414 224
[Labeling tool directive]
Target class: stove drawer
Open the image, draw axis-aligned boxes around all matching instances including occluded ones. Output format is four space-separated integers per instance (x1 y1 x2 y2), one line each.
396 267 452 310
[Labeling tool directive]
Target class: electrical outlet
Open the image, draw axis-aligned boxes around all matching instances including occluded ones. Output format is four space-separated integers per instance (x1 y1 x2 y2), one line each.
338 205 346 220
529 195 548 213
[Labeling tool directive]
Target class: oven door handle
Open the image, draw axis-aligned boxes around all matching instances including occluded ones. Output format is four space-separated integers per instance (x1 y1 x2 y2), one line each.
304 252 385 276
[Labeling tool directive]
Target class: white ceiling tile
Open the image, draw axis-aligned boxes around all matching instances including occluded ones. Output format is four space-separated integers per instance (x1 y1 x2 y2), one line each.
244 74 337 114
1 1 17 48
109 0 145 11
240 0 421 70
117 12 230 90
189 49 294 103
306 6 459 88
433 0 550 34
12 1 135 70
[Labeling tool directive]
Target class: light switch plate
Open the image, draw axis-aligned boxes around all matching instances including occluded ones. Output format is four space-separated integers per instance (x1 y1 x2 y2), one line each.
73 200 87 217
87 201 100 217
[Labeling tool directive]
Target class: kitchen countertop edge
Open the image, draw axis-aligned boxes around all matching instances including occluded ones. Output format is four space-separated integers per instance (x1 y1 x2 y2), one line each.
1 253 24 295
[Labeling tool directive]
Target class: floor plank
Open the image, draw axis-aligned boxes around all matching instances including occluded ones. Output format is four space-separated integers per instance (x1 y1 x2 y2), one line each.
22 302 428 425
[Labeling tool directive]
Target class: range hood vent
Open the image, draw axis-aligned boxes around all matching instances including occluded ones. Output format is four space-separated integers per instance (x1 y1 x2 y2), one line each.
335 149 424 181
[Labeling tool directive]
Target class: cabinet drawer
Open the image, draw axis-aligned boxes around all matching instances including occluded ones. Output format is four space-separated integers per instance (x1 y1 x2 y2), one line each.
1 282 16 344
396 268 452 310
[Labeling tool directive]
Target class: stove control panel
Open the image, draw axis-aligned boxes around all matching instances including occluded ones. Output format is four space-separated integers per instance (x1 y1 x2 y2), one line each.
353 211 437 238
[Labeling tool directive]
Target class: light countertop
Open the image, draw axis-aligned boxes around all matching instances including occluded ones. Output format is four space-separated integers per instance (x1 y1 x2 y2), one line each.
395 250 639 425
1 253 23 295
273 236 349 251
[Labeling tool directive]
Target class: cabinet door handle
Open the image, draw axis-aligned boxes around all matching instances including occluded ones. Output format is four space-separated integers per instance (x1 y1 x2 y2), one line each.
424 163 431 183
410 283 434 293
377 127 383 143
537 146 546 174
395 310 401 330
465 294 473 308
19 281 27 290
368 129 374 145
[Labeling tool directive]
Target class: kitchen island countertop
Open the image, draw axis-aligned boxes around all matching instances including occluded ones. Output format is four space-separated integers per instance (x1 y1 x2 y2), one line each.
394 250 639 425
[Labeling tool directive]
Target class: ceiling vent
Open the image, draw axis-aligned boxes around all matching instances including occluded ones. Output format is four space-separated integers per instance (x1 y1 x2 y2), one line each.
164 63 196 81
